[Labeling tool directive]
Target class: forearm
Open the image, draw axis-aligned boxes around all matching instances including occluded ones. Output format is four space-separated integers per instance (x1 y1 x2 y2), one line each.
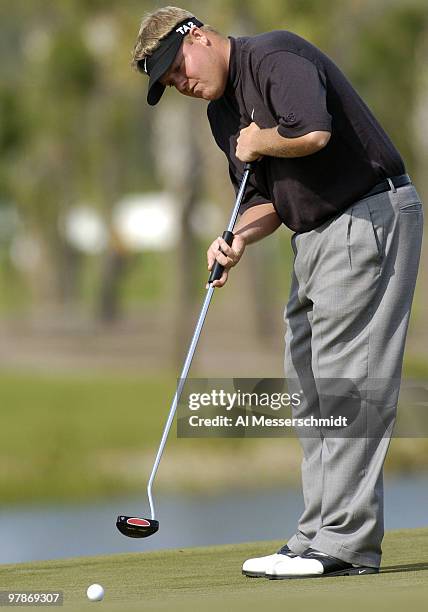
234 203 281 245
236 123 331 161
206 202 280 288
254 128 331 158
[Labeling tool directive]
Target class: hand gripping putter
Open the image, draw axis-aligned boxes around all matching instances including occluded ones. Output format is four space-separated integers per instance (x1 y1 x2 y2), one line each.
116 163 253 538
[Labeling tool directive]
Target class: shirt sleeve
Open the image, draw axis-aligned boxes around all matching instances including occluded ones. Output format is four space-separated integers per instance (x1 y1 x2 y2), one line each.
256 51 332 138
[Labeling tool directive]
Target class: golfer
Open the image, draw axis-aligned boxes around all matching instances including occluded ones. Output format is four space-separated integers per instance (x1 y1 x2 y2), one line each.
132 7 423 579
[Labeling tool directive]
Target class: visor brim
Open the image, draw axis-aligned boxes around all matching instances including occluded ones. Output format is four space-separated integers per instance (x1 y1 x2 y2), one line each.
146 37 183 106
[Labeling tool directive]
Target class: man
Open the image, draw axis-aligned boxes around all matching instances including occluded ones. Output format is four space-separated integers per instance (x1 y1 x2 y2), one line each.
132 7 423 579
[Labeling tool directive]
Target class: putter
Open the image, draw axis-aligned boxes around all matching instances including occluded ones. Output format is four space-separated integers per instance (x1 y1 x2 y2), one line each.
116 162 253 538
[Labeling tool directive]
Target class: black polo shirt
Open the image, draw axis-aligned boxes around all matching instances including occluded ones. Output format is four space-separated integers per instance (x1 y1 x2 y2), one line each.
207 32 405 233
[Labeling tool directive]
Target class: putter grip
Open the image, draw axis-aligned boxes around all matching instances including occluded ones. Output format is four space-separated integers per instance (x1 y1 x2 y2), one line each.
208 230 234 284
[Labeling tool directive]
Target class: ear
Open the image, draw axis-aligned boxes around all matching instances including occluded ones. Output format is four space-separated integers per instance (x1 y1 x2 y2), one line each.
189 26 209 46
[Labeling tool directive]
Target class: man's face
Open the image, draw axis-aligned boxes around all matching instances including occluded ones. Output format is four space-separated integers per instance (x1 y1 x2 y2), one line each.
159 30 228 101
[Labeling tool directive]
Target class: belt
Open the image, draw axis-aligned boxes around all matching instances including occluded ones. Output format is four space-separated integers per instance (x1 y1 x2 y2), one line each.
362 174 411 199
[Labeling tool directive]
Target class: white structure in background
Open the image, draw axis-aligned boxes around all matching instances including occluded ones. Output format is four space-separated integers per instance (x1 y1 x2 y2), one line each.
61 206 108 255
57 194 220 255
113 192 179 251
113 193 221 250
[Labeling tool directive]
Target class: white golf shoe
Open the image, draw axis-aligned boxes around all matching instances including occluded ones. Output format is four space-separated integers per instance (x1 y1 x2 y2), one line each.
266 548 379 579
242 545 297 577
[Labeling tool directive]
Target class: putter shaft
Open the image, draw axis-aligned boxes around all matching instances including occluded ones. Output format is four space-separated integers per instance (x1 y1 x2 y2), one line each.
147 163 252 520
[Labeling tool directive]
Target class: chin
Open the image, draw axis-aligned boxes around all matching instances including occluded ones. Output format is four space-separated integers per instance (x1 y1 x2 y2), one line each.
194 90 215 101
211 82 228 100
204 87 224 101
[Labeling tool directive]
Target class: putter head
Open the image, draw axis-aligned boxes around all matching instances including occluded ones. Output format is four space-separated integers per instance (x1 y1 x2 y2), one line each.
116 515 159 538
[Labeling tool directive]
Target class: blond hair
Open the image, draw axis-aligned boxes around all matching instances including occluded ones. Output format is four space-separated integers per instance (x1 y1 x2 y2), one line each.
132 6 218 69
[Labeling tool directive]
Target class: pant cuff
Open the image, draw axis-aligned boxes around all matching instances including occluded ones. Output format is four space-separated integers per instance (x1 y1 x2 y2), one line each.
310 533 381 568
286 533 312 555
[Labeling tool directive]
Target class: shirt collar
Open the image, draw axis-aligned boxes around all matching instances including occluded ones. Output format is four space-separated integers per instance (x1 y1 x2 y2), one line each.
226 36 242 92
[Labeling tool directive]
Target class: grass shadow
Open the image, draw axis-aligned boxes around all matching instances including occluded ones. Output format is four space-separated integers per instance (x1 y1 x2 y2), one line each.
380 562 428 574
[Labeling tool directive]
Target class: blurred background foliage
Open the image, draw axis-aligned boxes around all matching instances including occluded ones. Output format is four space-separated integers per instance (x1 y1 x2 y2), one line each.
0 0 427 503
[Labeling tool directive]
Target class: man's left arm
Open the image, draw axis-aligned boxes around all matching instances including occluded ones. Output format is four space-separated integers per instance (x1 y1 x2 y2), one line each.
236 122 331 161
236 51 332 162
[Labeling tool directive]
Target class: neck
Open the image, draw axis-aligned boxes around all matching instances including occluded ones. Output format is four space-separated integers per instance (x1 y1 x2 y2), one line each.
208 31 231 72
219 35 231 72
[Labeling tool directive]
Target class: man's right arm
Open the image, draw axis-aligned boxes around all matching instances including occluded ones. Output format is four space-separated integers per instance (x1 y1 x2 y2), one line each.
207 203 281 288
234 202 281 244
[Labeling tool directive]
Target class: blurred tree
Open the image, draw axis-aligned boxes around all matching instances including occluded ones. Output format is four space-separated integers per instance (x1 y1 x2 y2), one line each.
410 14 428 339
341 0 428 172
0 1 156 320
151 97 204 362
0 0 425 352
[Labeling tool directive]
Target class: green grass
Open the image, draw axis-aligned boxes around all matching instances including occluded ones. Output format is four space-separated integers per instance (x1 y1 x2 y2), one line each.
0 371 175 502
0 370 302 502
0 528 427 611
403 355 428 379
0 370 427 504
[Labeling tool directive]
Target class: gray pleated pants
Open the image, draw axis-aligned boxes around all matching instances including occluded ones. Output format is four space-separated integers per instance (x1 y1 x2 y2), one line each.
285 180 423 568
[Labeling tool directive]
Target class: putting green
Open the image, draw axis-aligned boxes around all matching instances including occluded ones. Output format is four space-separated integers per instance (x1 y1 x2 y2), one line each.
0 528 426 611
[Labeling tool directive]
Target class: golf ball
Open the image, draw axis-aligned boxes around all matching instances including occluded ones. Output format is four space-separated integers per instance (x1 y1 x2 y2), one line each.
86 584 104 602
